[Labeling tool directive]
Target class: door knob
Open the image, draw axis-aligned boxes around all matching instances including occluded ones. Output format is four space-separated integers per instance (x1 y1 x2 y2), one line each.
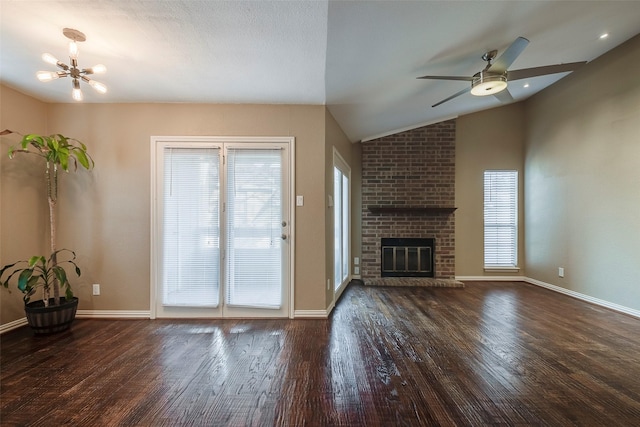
281 234 287 240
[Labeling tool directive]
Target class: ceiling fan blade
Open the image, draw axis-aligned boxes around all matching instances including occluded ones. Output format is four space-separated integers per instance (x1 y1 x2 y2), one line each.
488 36 529 73
493 88 514 103
507 62 588 81
432 86 471 107
418 75 473 81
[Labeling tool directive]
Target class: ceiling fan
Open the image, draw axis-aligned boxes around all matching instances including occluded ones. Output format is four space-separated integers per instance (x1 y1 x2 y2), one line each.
418 36 587 107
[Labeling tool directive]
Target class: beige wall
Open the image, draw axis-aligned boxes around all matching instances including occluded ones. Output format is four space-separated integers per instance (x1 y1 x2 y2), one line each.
1 94 332 324
455 103 526 277
0 86 50 324
524 34 640 311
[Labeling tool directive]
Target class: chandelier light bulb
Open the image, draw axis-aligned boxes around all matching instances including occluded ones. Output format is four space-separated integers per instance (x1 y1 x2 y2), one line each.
72 79 83 101
37 71 61 82
88 79 108 94
89 64 107 74
42 53 59 65
68 41 79 60
72 88 83 101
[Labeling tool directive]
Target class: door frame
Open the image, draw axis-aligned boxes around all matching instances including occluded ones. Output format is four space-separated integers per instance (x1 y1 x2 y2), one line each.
332 147 351 302
150 136 296 319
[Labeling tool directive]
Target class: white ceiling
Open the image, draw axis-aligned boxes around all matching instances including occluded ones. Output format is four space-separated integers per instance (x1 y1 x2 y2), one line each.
1 1 639 142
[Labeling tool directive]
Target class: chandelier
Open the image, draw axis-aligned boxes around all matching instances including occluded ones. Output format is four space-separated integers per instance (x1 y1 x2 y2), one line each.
37 28 107 101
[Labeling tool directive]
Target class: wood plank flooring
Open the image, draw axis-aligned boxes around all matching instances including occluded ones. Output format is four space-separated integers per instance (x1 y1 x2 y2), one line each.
2 281 640 426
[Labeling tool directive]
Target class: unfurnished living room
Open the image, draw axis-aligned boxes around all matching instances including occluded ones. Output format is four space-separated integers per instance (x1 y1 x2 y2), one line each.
1 1 639 426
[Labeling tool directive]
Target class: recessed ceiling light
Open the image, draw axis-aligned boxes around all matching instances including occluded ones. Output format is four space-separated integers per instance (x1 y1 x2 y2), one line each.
523 83 530 88
600 33 609 39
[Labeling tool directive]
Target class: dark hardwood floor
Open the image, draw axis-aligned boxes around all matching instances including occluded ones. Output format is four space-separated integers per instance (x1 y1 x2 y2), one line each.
2 281 640 426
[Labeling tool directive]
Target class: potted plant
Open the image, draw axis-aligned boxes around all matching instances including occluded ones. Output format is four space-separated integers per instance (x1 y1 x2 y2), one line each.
0 130 94 334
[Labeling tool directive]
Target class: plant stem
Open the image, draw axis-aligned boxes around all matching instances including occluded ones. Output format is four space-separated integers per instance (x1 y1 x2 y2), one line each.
47 162 60 305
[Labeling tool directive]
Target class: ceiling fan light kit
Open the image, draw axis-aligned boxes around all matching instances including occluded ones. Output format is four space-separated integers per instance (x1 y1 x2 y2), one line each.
37 28 107 101
470 71 507 96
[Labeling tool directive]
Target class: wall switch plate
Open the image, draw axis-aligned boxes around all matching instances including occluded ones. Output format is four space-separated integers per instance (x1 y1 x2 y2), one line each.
354 266 360 275
558 267 565 278
296 195 304 206
327 279 331 290
92 284 100 296
354 257 360 265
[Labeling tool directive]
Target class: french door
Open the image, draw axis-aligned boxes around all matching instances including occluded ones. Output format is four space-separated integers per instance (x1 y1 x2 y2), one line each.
152 137 293 318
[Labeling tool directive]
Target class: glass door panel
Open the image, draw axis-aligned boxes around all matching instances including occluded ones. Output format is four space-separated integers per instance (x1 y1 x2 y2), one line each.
225 148 283 309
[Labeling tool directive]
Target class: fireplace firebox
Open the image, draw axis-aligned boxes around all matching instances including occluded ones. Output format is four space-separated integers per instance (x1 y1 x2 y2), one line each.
381 238 435 278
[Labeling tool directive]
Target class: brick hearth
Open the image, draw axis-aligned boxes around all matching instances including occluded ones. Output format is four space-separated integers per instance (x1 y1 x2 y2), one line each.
361 119 456 282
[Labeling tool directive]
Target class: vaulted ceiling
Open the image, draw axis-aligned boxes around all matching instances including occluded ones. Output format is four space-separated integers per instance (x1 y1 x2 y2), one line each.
1 1 639 142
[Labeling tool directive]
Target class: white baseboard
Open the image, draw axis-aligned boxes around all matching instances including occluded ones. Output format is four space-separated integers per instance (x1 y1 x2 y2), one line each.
76 310 151 319
456 275 528 282
294 309 330 318
0 317 27 334
524 277 640 319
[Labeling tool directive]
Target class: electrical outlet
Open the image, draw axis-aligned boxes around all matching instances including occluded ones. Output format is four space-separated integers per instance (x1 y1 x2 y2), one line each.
354 257 360 265
92 284 100 296
558 267 564 278
354 266 360 275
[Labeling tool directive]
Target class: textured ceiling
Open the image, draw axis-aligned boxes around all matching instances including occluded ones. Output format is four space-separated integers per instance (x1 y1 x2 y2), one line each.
1 1 639 142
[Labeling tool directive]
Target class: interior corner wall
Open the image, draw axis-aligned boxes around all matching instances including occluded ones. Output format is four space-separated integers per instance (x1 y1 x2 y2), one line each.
524 34 640 311
0 85 50 325
455 103 526 277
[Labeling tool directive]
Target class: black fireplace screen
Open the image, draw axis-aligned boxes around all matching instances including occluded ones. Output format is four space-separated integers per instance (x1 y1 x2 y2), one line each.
381 238 435 277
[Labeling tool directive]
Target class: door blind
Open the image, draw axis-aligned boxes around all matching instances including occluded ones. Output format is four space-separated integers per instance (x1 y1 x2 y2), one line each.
162 147 220 306
225 148 282 308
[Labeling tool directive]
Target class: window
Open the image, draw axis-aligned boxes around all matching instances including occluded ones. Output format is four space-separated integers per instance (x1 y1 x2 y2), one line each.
484 170 518 268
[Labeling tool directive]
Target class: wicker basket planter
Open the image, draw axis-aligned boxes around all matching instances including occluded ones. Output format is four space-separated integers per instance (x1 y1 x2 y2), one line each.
24 297 79 335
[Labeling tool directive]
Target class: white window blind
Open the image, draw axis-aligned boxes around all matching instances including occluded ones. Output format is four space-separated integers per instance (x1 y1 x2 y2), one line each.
226 148 282 308
484 170 518 267
162 147 220 306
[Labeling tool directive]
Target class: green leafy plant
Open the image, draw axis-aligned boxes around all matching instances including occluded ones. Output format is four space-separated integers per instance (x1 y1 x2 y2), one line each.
0 249 80 304
0 129 94 306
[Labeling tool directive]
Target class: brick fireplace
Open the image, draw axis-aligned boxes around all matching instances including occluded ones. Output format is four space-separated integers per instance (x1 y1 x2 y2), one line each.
361 119 456 283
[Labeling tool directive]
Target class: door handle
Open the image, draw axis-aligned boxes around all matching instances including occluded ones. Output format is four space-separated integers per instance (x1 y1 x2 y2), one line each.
281 234 287 240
